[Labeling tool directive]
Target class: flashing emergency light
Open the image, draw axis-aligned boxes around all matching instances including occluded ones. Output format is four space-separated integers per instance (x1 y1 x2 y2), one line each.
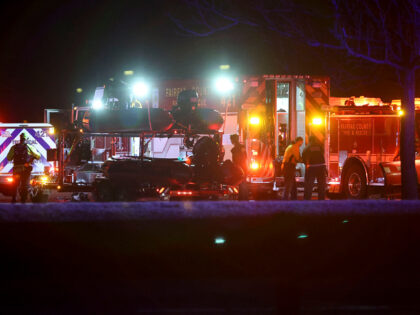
92 99 103 110
250 162 260 170
215 77 234 94
132 82 149 98
249 116 261 125
312 117 323 126
48 127 55 135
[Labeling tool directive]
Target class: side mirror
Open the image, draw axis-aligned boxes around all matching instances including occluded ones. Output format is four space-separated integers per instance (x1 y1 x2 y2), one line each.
47 149 57 161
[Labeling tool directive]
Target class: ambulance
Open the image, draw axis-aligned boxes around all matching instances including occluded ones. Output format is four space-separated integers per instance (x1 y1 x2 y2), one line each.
0 123 57 201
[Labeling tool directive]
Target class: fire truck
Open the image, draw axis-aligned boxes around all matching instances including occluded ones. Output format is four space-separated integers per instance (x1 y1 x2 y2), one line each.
326 97 404 199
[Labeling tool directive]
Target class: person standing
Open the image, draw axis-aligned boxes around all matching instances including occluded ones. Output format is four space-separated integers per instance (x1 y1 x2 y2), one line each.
302 136 326 200
281 137 303 200
6 133 41 203
230 134 248 200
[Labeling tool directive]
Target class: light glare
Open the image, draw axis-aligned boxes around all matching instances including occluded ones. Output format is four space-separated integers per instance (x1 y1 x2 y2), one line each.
249 116 260 125
250 162 259 170
92 100 103 110
133 82 149 98
312 117 323 125
215 77 234 94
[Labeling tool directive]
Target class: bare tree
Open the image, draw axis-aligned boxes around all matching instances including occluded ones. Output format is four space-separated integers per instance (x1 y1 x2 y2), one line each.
170 0 419 199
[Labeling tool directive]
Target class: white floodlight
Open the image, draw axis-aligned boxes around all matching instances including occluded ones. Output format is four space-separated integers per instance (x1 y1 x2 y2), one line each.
215 77 234 94
132 82 149 98
92 99 103 110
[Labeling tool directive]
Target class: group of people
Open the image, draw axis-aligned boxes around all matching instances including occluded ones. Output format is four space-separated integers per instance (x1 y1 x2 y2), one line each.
230 133 326 201
281 136 326 200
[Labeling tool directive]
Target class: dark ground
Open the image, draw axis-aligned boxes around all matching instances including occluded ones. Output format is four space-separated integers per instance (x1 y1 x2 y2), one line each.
0 200 419 314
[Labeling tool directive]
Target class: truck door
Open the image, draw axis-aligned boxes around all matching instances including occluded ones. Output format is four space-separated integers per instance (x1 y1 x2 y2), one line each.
275 79 306 158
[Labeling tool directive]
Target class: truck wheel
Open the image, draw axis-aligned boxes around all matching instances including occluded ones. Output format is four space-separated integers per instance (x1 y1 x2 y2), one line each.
344 165 367 199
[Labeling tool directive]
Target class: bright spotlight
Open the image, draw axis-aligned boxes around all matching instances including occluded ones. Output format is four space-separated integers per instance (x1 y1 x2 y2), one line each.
133 82 149 98
92 100 103 110
215 77 234 94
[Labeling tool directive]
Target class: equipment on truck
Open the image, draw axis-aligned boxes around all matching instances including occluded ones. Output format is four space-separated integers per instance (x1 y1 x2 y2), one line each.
93 135 242 201
0 123 57 202
51 87 239 201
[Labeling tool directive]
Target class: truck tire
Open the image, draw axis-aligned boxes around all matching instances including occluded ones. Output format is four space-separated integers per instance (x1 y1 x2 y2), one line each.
343 164 367 199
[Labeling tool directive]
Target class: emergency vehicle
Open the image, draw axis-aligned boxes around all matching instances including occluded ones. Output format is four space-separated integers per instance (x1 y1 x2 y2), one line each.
0 123 57 201
153 75 330 198
326 97 404 199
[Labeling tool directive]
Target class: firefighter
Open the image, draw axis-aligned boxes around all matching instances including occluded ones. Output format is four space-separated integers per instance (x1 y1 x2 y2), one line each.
281 137 303 200
230 134 248 200
302 136 326 200
6 133 41 203
172 90 199 129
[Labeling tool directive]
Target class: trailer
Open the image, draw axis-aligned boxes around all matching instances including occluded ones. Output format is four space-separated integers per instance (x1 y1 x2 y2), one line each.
50 102 240 201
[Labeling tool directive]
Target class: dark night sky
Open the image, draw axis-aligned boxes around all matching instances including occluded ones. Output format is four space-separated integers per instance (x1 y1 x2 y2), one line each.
0 0 410 122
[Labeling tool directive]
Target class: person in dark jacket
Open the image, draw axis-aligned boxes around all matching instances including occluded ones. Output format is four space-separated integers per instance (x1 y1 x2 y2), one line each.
6 133 41 203
230 134 248 200
302 136 326 200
